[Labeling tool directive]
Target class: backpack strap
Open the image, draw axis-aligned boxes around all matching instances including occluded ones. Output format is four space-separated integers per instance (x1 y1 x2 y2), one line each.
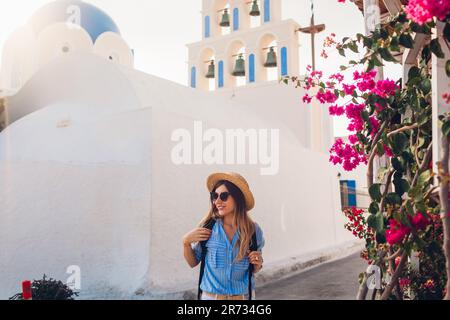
248 229 258 300
197 219 216 300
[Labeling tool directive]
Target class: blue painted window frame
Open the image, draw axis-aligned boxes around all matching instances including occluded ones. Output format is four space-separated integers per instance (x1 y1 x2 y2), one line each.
205 16 210 38
233 8 239 31
281 47 288 76
264 0 270 22
191 67 196 88
218 61 224 88
347 180 357 207
249 54 255 83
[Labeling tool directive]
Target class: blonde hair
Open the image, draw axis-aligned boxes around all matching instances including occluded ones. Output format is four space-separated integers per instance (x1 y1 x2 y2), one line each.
199 180 255 262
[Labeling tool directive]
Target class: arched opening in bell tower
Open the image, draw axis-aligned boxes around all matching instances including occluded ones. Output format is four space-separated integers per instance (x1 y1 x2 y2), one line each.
214 0 231 36
227 40 247 88
199 48 216 91
258 33 278 82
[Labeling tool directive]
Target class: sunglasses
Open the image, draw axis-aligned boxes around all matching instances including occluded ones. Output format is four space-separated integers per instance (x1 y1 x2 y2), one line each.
210 192 231 202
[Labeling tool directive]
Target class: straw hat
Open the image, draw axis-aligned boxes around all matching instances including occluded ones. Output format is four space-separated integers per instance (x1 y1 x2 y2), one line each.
207 172 255 211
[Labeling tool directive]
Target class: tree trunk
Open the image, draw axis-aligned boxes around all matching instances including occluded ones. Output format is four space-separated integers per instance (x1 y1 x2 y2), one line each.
439 133 450 300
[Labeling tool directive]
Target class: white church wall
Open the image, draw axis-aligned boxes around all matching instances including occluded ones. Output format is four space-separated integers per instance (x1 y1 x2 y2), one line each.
118 59 356 293
0 53 153 299
0 53 357 298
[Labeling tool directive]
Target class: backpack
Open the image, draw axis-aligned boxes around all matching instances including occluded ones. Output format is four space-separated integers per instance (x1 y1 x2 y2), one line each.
197 219 258 300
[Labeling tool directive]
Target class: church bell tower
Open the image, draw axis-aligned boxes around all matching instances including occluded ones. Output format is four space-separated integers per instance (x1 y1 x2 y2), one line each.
187 0 300 91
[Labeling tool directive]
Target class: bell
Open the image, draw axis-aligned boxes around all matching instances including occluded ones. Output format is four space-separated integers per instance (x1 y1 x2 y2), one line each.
205 61 215 79
220 9 230 27
264 47 278 68
249 0 261 17
232 55 246 77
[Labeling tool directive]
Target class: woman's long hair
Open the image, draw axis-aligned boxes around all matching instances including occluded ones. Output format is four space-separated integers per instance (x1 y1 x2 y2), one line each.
199 180 255 262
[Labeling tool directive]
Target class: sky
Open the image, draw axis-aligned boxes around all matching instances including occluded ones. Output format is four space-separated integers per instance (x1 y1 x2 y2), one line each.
0 0 401 137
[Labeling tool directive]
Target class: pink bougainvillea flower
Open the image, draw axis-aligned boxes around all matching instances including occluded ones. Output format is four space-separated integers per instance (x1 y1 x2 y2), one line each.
399 278 411 290
329 138 366 171
383 144 394 157
409 212 431 231
316 90 338 104
311 70 323 79
348 134 359 144
343 84 357 96
345 103 365 132
329 105 345 116
385 219 411 246
443 93 450 104
371 79 398 98
330 73 345 83
405 0 450 25
369 116 380 137
302 94 312 104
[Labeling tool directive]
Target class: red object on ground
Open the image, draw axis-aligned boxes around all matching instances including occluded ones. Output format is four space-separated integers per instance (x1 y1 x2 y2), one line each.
22 280 32 300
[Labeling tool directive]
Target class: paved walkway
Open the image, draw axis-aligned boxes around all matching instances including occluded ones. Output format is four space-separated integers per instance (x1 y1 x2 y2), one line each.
257 253 367 300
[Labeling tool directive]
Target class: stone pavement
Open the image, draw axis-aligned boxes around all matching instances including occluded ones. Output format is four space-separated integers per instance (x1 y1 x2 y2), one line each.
256 253 367 300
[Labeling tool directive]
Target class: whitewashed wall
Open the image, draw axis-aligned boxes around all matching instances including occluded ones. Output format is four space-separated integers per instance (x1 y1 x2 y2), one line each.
0 53 356 299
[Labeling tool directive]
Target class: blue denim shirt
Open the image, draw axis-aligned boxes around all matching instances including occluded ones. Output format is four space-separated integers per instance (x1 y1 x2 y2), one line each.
192 219 265 295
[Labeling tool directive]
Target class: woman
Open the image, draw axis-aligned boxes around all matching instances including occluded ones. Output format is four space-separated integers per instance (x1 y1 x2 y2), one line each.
182 172 265 300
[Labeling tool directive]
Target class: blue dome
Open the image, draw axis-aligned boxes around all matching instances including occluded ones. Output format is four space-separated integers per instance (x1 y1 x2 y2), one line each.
29 0 121 42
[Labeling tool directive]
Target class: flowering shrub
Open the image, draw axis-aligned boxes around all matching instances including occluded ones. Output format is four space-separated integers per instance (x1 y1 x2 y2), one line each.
404 0 450 25
285 2 450 300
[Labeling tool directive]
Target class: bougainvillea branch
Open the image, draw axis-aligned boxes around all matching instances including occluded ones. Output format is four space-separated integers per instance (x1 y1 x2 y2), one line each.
438 122 450 300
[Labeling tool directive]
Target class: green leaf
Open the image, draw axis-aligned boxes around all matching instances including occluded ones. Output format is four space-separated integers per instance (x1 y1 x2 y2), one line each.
338 48 346 57
408 66 420 79
422 46 431 63
369 202 379 215
394 179 410 196
430 39 445 59
408 185 422 200
376 142 384 156
417 170 432 187
373 55 384 67
417 112 430 126
379 48 397 63
367 212 385 232
369 184 382 202
348 41 359 53
392 158 404 172
385 192 402 206
444 23 450 43
442 120 450 138
420 79 431 95
390 132 409 155
363 36 373 48
446 60 450 78
376 231 386 244
399 33 414 49
405 200 415 216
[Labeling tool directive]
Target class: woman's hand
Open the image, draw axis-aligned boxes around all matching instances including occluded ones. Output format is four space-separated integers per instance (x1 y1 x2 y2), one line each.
248 251 263 272
183 228 212 246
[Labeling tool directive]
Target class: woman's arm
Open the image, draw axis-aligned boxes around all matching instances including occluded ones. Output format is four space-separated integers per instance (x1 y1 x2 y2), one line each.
183 242 200 268
182 228 212 268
